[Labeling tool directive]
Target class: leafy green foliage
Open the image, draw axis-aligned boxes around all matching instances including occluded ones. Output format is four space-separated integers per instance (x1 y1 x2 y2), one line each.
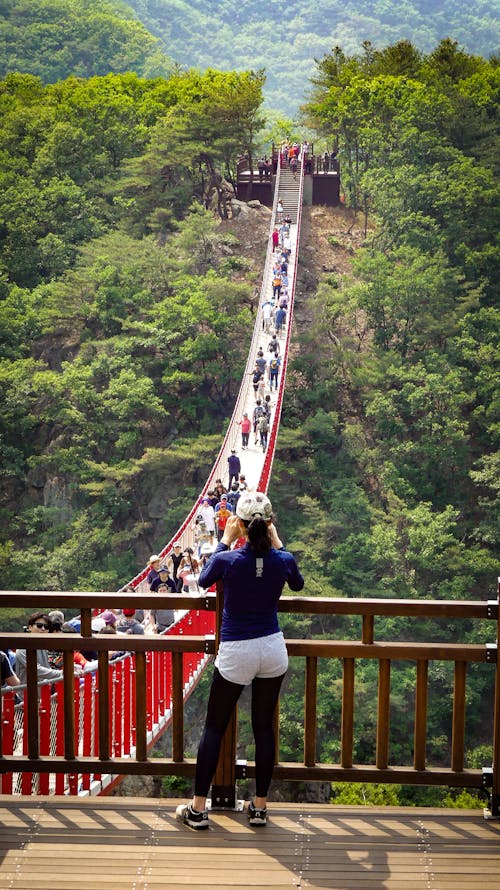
0 0 169 82
0 31 498 812
126 4 499 115
264 40 499 807
0 67 264 591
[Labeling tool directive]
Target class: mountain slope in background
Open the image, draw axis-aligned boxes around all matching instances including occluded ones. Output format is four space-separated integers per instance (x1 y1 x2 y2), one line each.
1 0 498 114
0 0 173 83
126 0 500 112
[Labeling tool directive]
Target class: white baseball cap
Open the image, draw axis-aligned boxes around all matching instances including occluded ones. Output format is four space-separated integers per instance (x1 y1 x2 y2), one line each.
236 492 273 522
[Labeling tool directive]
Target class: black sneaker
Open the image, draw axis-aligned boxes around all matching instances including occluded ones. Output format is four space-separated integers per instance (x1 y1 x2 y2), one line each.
248 800 268 826
176 802 209 830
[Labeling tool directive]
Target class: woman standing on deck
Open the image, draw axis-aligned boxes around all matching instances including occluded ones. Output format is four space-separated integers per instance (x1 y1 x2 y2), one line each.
176 492 304 830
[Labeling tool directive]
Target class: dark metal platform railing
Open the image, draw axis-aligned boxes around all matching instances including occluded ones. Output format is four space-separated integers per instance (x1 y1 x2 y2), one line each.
1 583 499 817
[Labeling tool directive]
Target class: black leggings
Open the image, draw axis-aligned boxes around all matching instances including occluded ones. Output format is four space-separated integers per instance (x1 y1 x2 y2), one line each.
194 667 285 798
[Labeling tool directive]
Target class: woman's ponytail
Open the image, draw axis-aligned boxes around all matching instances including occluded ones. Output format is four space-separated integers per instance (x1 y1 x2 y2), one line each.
245 517 272 553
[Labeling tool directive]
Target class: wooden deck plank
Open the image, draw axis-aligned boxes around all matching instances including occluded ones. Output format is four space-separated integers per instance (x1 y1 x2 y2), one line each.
1 797 499 890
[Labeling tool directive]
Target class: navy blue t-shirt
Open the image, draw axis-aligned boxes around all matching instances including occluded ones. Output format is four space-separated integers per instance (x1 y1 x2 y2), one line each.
198 542 304 641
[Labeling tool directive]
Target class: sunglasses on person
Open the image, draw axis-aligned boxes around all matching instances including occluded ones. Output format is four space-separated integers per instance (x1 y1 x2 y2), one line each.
33 621 49 630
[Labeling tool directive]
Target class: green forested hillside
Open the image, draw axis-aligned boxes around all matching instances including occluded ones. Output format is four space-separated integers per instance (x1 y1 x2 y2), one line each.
0 0 172 82
1 0 498 116
0 66 265 589
273 40 499 604
0 38 498 805
259 42 498 802
126 0 500 112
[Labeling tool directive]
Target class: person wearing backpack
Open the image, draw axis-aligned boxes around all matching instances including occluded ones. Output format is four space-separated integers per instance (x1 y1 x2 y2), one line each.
272 272 282 299
268 335 280 356
258 412 269 452
253 401 265 444
250 363 264 400
269 354 281 391
226 483 240 512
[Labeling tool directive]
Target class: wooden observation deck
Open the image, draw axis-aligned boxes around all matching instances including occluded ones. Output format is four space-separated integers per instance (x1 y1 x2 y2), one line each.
1 796 500 889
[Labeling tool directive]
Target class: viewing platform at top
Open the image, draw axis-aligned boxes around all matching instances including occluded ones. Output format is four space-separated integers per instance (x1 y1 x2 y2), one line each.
236 143 341 208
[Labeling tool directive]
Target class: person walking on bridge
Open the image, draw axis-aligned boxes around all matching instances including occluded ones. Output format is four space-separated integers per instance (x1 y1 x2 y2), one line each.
176 492 304 830
239 413 251 450
274 305 286 338
269 353 281 391
228 449 241 489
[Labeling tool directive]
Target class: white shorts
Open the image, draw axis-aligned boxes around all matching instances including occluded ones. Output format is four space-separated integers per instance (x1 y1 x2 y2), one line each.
215 632 288 686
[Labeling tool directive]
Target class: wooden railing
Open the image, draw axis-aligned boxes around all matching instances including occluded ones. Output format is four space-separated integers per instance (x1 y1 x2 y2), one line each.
1 585 499 817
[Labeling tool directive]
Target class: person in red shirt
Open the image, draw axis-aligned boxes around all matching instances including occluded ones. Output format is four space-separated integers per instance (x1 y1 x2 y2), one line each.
214 494 233 541
239 412 251 449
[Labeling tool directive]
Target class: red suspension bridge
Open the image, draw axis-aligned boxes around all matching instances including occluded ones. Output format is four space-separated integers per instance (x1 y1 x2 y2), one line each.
0 154 306 797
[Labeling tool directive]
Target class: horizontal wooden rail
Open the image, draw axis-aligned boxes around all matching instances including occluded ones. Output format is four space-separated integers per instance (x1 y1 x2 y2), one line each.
2 634 488 663
0 591 494 620
0 756 484 788
0 591 216 611
0 633 215 655
286 640 487 662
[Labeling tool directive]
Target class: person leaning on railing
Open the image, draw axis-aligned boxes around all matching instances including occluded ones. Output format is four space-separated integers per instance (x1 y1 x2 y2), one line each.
176 491 304 831
1 650 20 688
14 612 83 685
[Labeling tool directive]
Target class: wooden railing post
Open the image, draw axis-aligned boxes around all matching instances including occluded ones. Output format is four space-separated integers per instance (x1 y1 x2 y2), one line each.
485 581 500 818
26 649 39 760
414 660 428 771
63 652 76 761
451 661 466 772
341 658 355 769
135 652 147 762
376 659 391 770
210 579 238 808
305 656 318 767
97 652 109 761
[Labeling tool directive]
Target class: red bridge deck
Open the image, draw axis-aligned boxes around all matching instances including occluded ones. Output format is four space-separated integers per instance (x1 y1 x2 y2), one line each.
1 796 499 889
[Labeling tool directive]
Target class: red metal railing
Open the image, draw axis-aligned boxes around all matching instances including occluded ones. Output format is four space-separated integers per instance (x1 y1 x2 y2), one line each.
1 607 214 796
